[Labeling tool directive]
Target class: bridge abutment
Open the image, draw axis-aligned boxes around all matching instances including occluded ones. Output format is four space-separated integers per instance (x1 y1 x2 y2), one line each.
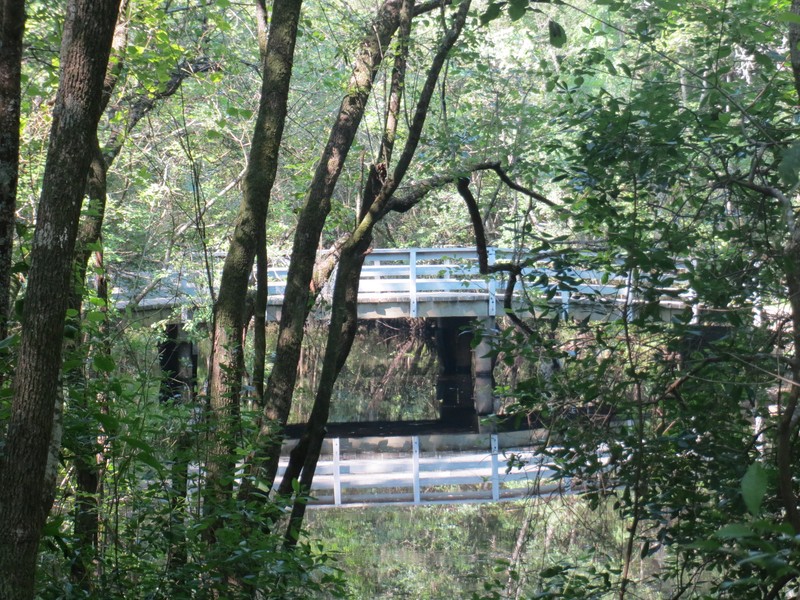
472 317 495 418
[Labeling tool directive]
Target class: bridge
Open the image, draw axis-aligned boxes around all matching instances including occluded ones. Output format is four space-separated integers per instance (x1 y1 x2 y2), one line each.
114 247 697 426
116 246 692 322
117 248 706 507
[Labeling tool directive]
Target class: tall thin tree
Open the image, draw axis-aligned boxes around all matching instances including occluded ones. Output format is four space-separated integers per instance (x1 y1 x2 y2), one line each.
0 0 25 338
0 1 121 597
203 0 304 535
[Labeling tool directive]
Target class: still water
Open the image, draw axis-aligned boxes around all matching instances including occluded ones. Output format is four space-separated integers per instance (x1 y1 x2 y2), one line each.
279 319 440 424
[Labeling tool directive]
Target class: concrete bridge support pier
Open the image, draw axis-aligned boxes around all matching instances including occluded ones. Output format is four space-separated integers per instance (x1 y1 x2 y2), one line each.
158 322 197 403
435 317 474 425
472 317 495 426
435 317 496 429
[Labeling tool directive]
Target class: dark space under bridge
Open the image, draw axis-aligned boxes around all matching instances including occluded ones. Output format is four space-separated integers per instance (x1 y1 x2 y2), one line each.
115 247 692 506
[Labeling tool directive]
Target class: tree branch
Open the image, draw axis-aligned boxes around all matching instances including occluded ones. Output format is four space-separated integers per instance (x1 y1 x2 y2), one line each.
104 56 220 165
413 0 451 16
456 175 537 336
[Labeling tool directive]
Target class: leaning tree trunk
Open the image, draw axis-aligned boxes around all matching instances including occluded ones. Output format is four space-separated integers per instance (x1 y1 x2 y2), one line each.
203 0 303 536
0 0 25 338
281 0 472 540
279 0 415 513
243 0 410 500
0 1 121 598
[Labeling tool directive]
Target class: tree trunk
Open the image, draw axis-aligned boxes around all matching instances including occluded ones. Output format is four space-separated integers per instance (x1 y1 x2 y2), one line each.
283 234 370 541
0 1 121 597
776 0 800 537
0 0 25 337
246 0 408 498
203 0 303 532
67 5 130 586
281 0 471 539
68 137 110 590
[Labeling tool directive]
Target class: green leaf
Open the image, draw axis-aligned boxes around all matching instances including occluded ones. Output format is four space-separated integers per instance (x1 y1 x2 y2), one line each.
480 3 503 25
508 0 527 21
776 11 800 25
741 462 768 516
548 20 567 48
86 310 106 322
0 334 19 350
93 354 116 373
120 435 158 455
685 539 722 551
96 412 120 434
779 142 800 187
715 523 756 539
137 451 164 474
62 359 83 371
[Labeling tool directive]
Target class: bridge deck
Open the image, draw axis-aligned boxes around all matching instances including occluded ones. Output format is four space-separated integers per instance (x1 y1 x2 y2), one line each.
115 247 694 321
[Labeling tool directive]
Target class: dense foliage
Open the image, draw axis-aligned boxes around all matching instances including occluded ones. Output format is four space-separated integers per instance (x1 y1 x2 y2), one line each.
3 0 800 597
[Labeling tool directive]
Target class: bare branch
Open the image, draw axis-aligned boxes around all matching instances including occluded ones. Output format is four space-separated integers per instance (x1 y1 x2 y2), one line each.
383 160 500 216
383 160 562 220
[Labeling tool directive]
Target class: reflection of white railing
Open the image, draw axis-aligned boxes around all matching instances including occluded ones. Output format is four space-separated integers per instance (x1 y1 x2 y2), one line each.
276 433 577 508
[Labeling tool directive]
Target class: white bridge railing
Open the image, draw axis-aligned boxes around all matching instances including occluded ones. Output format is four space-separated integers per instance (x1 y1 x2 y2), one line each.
276 433 595 508
266 247 684 319
119 246 694 319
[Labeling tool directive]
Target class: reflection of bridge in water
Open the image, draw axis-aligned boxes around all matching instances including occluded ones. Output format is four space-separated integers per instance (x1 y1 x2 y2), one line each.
119 247 693 429
276 430 605 508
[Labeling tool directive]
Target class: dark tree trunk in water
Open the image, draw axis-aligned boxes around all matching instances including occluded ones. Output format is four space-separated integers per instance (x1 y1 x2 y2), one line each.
0 1 121 597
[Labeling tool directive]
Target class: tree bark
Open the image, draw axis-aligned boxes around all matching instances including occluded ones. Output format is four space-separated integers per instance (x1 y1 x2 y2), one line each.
281 0 472 541
0 1 121 597
280 0 415 507
776 0 800 537
64 5 131 586
244 0 409 498
67 137 110 590
203 0 303 531
0 0 25 337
